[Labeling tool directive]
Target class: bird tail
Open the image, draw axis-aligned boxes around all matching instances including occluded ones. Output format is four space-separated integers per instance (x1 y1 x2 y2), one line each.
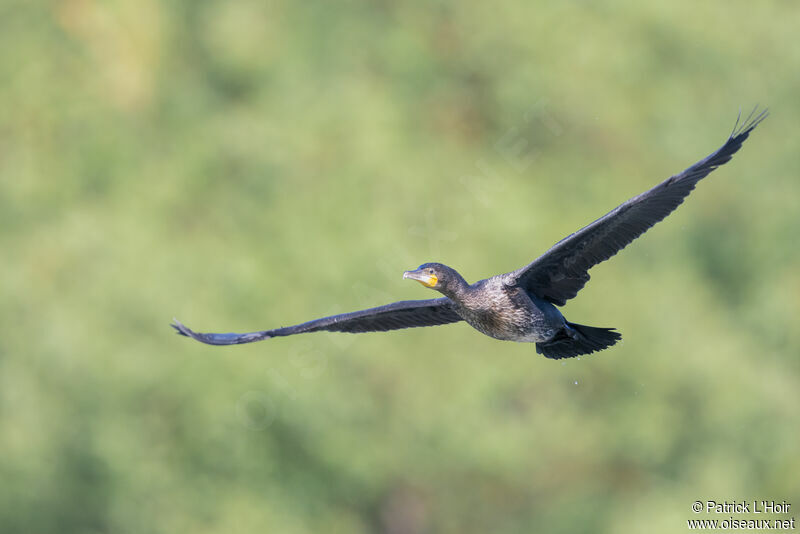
535 322 622 360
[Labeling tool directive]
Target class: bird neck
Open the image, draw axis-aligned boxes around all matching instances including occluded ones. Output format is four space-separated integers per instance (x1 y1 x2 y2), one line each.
440 271 470 301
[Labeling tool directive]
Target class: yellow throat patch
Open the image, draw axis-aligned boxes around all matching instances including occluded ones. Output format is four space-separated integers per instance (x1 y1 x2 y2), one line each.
417 274 437 288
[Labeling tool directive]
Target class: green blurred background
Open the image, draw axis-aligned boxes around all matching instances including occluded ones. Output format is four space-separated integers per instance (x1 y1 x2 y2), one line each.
1 1 798 532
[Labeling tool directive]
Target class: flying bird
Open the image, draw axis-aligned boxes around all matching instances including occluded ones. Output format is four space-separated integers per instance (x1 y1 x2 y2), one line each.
172 108 767 359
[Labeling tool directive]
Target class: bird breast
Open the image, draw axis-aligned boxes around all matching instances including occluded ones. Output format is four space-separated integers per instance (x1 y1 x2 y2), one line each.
454 277 561 343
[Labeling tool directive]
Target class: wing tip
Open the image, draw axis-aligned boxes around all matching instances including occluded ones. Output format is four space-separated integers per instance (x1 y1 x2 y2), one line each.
171 317 205 342
731 105 768 140
171 318 190 336
703 106 767 167
170 318 226 345
171 318 273 346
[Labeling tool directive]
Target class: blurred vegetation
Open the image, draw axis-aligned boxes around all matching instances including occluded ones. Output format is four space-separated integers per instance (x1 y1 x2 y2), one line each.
1 1 798 532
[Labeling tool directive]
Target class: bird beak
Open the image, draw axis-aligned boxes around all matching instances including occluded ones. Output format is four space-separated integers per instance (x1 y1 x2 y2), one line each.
403 269 438 288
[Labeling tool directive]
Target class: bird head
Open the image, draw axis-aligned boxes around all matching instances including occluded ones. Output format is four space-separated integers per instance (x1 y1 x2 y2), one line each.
403 263 462 294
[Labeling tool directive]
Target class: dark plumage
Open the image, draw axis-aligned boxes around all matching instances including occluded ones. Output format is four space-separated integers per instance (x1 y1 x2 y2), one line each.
173 109 767 359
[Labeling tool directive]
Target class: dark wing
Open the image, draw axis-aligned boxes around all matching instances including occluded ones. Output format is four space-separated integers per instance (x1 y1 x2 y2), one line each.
505 107 767 306
172 297 463 346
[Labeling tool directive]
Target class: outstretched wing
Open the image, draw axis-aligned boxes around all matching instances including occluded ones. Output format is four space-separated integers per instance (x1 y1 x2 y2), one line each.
172 297 463 345
505 107 767 306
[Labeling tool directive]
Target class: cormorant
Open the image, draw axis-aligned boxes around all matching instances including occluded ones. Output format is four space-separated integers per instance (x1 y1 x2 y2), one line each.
172 109 766 359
